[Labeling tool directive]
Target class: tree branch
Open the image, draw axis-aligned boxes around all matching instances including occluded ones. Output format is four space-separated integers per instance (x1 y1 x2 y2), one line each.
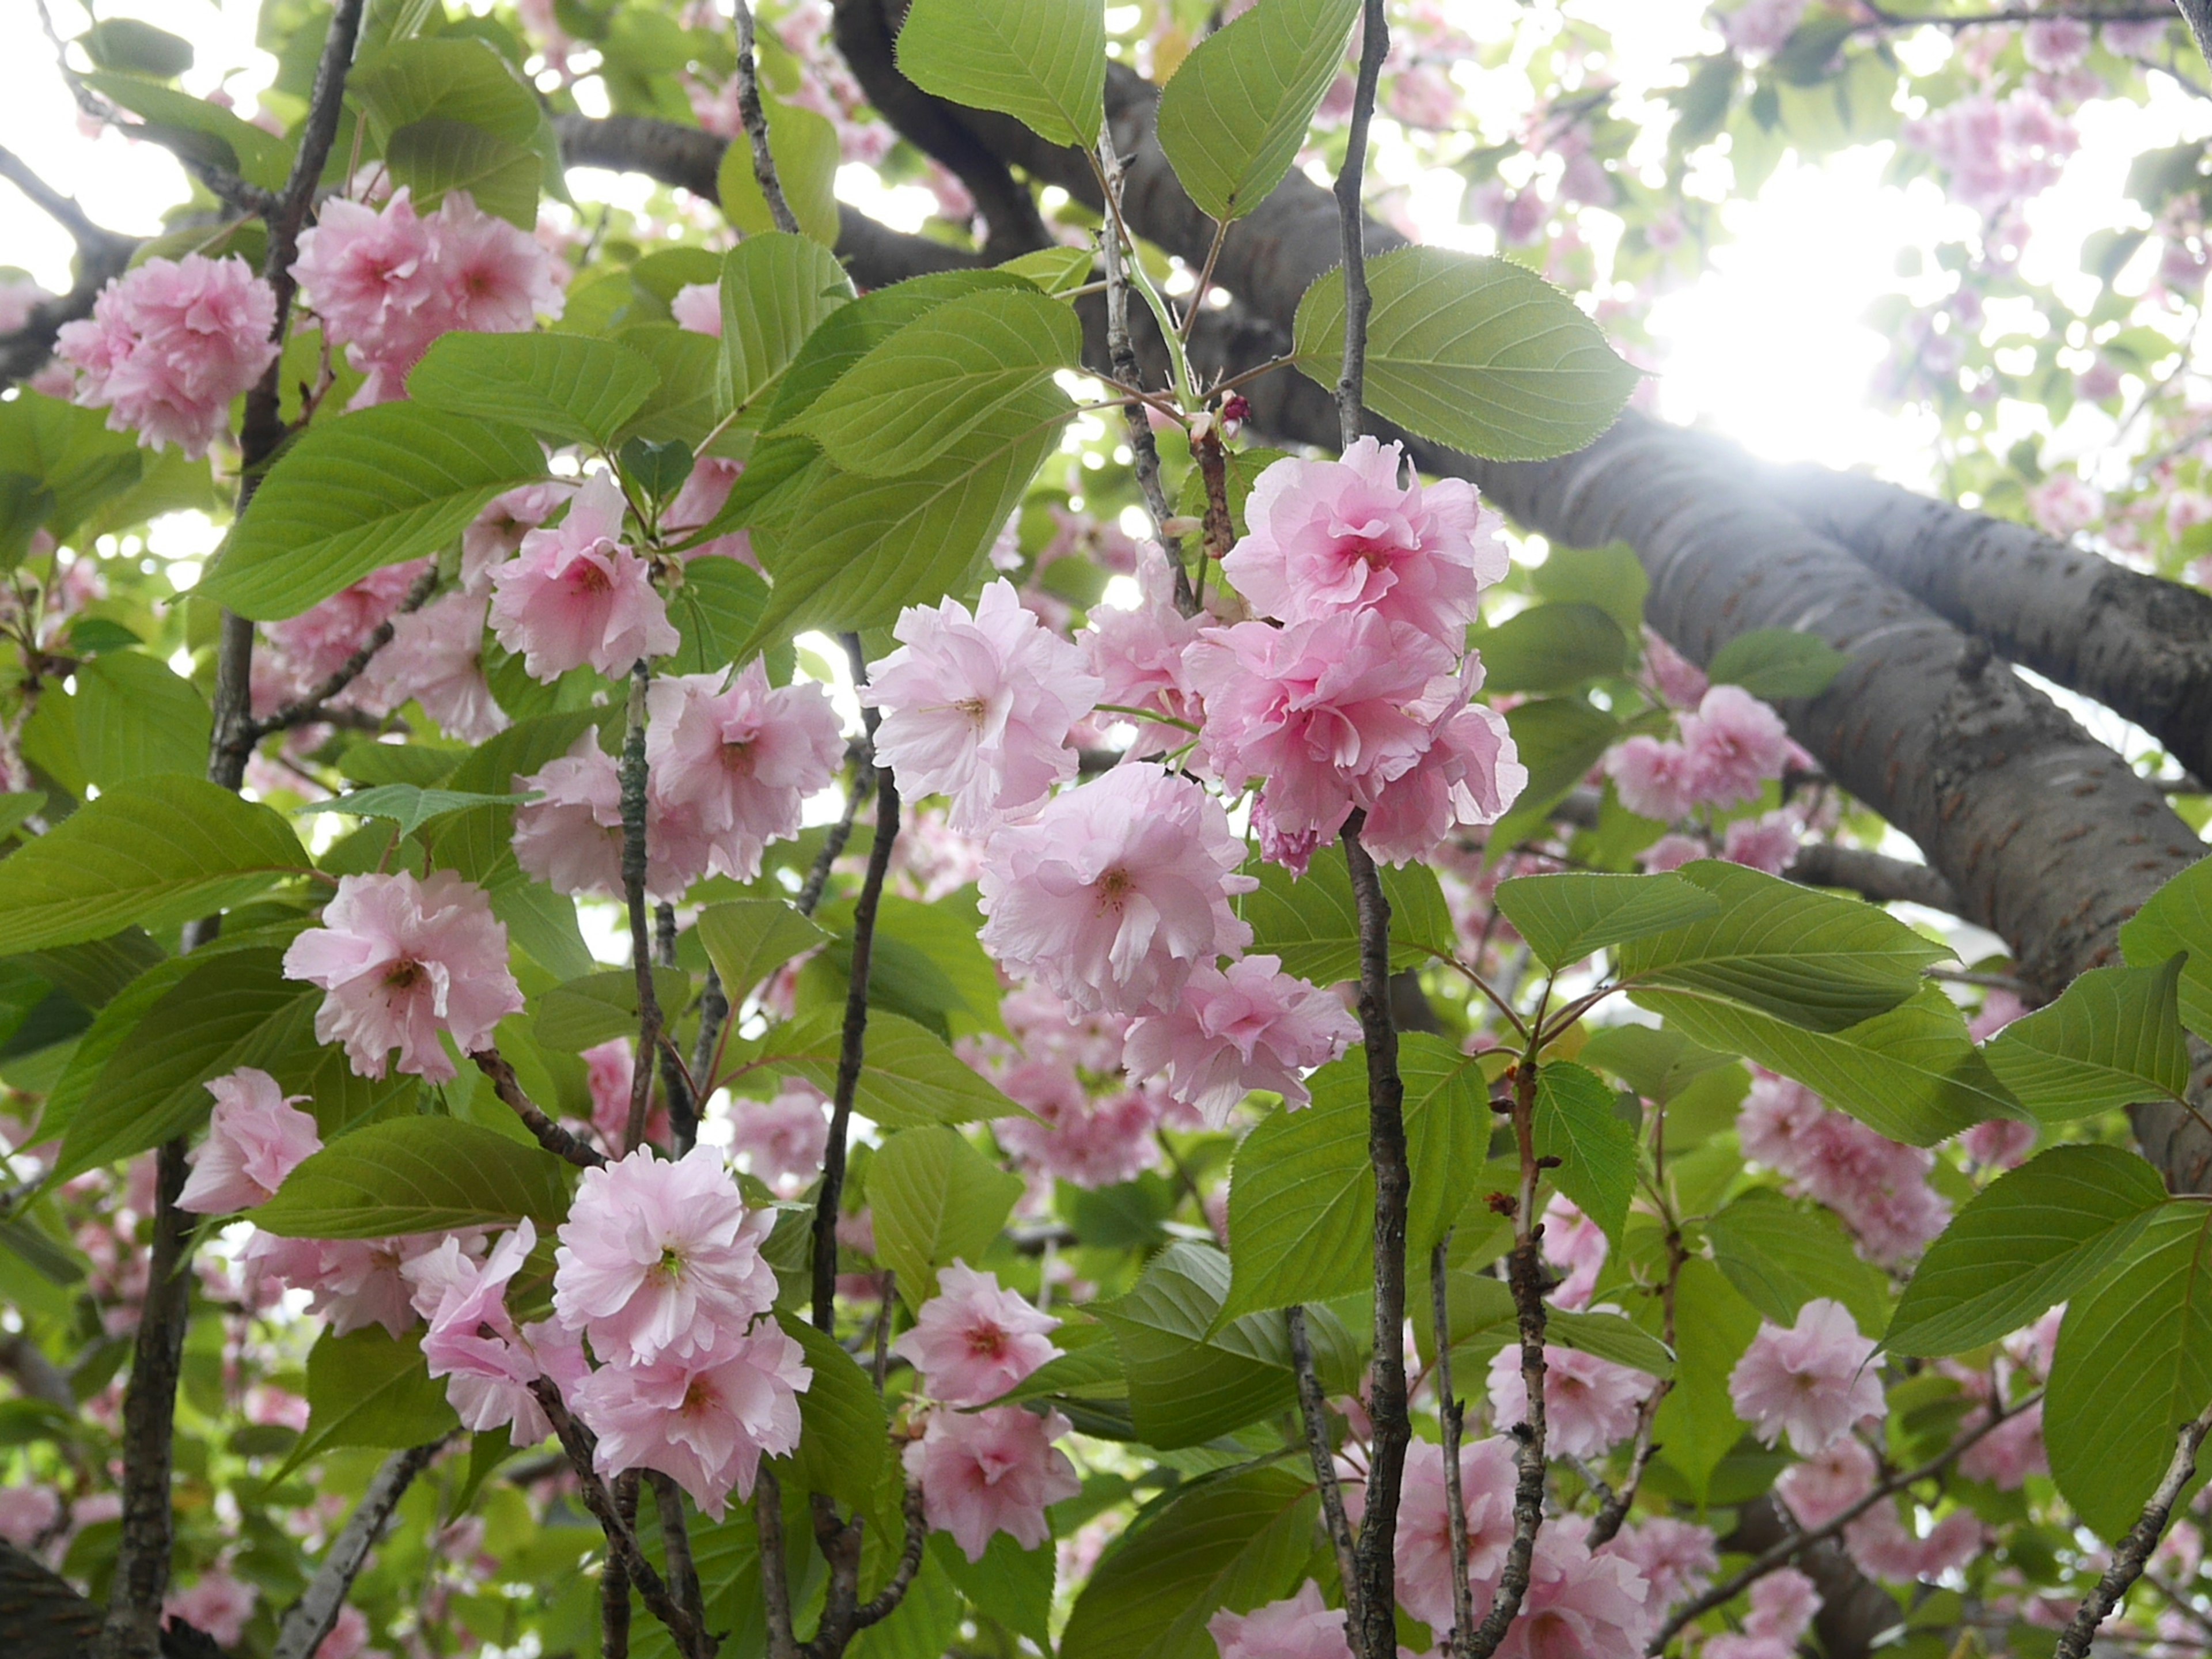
1332 0 1388 451
732 0 800 236
2054 1399 2212 1659
245 565 440 745
1431 1243 1478 1658
620 662 664 1157
472 1047 607 1170
1288 1305 1364 1636
272 1441 446 1659
1785 841 1961 915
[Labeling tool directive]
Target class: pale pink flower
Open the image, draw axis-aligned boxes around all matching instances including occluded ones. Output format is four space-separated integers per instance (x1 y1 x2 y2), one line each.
2106 20 2172 56
1187 612 1452 857
1487 1342 1650 1459
892 1260 1060 1406
1389 62 1462 130
1717 0 1806 59
410 1220 585 1443
1396 1435 1519 1632
1721 811 1800 876
177 1067 322 1214
1208 1581 1350 1659
1606 736 1697 822
2027 473 2103 540
166 1571 256 1646
315 1604 373 1659
1737 1073 1949 1264
572 1323 811 1518
1843 1502 1980 1584
1603 1517 1716 1618
0 276 50 336
1495 1524 1650 1659
978 763 1255 1014
1961 1118 2037 1171
1904 92 2076 218
2004 1305 2064 1379
283 871 525 1082
729 1082 830 1192
1681 685 1790 809
1121 955 1358 1124
1744 1567 1820 1643
1729 1298 1884 1455
0 1485 59 1548
293 191 438 382
663 456 756 565
2024 16 2092 73
423 190 565 336
1957 1399 2047 1489
645 662 846 880
903 1404 1081 1562
671 281 723 335
513 734 628 897
863 580 1102 834
582 1037 668 1152
1638 833 1706 873
56 254 278 456
1645 634 1709 707
554 1145 778 1364
1702 1635 1794 1659
263 560 430 694
242 1230 455 1338
1360 661 1526 864
1222 438 1504 643
357 592 507 743
1541 1194 1608 1311
488 472 679 680
1968 988 2028 1041
992 1070 1160 1188
1775 1434 1877 1529
463 480 574 592
1080 548 1205 755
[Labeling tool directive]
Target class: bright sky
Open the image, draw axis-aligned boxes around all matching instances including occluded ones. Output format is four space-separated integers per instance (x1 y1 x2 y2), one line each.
5 0 2210 491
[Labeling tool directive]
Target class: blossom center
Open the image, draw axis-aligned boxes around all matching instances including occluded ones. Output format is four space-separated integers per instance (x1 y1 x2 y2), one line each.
1093 867 1134 914
382 958 426 993
965 1321 1008 1359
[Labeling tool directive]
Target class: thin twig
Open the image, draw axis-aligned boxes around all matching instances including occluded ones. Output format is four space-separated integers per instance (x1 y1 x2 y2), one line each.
247 565 440 743
757 1465 802 1659
648 1474 706 1642
654 903 698 1156
1289 1305 1363 1636
0 143 134 256
472 1048 607 1170
732 0 800 235
1433 1241 1476 1658
1332 0 1389 450
604 1471 638 1659
2054 1399 2212 1659
273 1442 448 1659
620 662 664 1156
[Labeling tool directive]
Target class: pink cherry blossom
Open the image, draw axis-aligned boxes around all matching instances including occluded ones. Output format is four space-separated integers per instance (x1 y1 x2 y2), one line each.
1208 1582 1351 1659
56 254 278 456
1644 633 1709 708
511 734 717 904
487 472 679 680
283 870 525 1082
421 189 566 335
262 559 431 695
315 1604 374 1659
891 1260 1060 1406
1541 1194 1608 1311
1717 0 1806 59
1120 955 1358 1125
671 281 723 335
165 1570 257 1646
1638 833 1706 873
2024 16 2092 73
0 1484 59 1548
1775 1434 1877 1529
176 1067 322 1214
0 276 50 337
1605 736 1698 823
1903 91 2075 219
1681 685 1791 809
991 1068 1160 1188
1957 1399 2047 1489
1494 1522 1650 1659
1396 1435 1519 1633
1744 1567 1820 1643
863 579 1103 833
581 1037 668 1152
357 592 508 743
1221 438 1505 643
1359 661 1526 864
572 1322 811 1518
1961 1117 2037 1171
1487 1341 1650 1459
293 191 438 382
1842 1501 1981 1584
2105 20 2172 56
1080 548 1205 756
553 1145 778 1364
663 456 756 565
645 662 846 881
1601 1516 1716 1618
903 1404 1081 1562
978 763 1255 1014
1722 810 1801 875
463 480 574 592
729 1082 830 1193
241 1230 459 1338
1737 1073 1949 1264
1729 1298 1884 1455
410 1220 585 1444
1187 612 1452 857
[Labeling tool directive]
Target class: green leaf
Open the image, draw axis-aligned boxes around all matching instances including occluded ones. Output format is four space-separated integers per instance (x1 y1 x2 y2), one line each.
714 94 843 246
1474 603 1631 695
351 36 554 196
1241 843 1458 984
298 784 533 839
1060 1468 1316 1659
1617 859 1949 1033
0 777 309 953
1576 1025 1738 1106
696 899 831 1009
282 1326 458 1476
721 234 854 414
0 393 146 556
1649 1259 1762 1503
1548 1306 1676 1379
668 556 774 678
1223 1032 1488 1320
83 73 292 192
1293 248 1639 462
896 0 1105 149
1706 1188 1892 1336
1533 1060 1638 1243
1887 1144 2169 1357
250 1118 575 1238
2122 855 2212 1041
1642 983 2024 1147
933 1531 1054 1650
1528 543 1647 638
740 1010 1018 1128
1494 872 1722 971
1706 628 1850 700
384 118 540 226
866 1126 1024 1306
81 20 194 78
1155 0 1360 221
774 1313 889 1514
1483 696 1619 858
2048 1202 2212 1541
995 247 1094 294
73 652 211 789
1094 1241 1353 1447
203 404 544 620
407 332 661 448
55 947 317 1181
786 286 1081 478
849 1548 963 1659
612 324 730 452
532 967 693 1053
746 379 1066 648
1985 957 2191 1122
